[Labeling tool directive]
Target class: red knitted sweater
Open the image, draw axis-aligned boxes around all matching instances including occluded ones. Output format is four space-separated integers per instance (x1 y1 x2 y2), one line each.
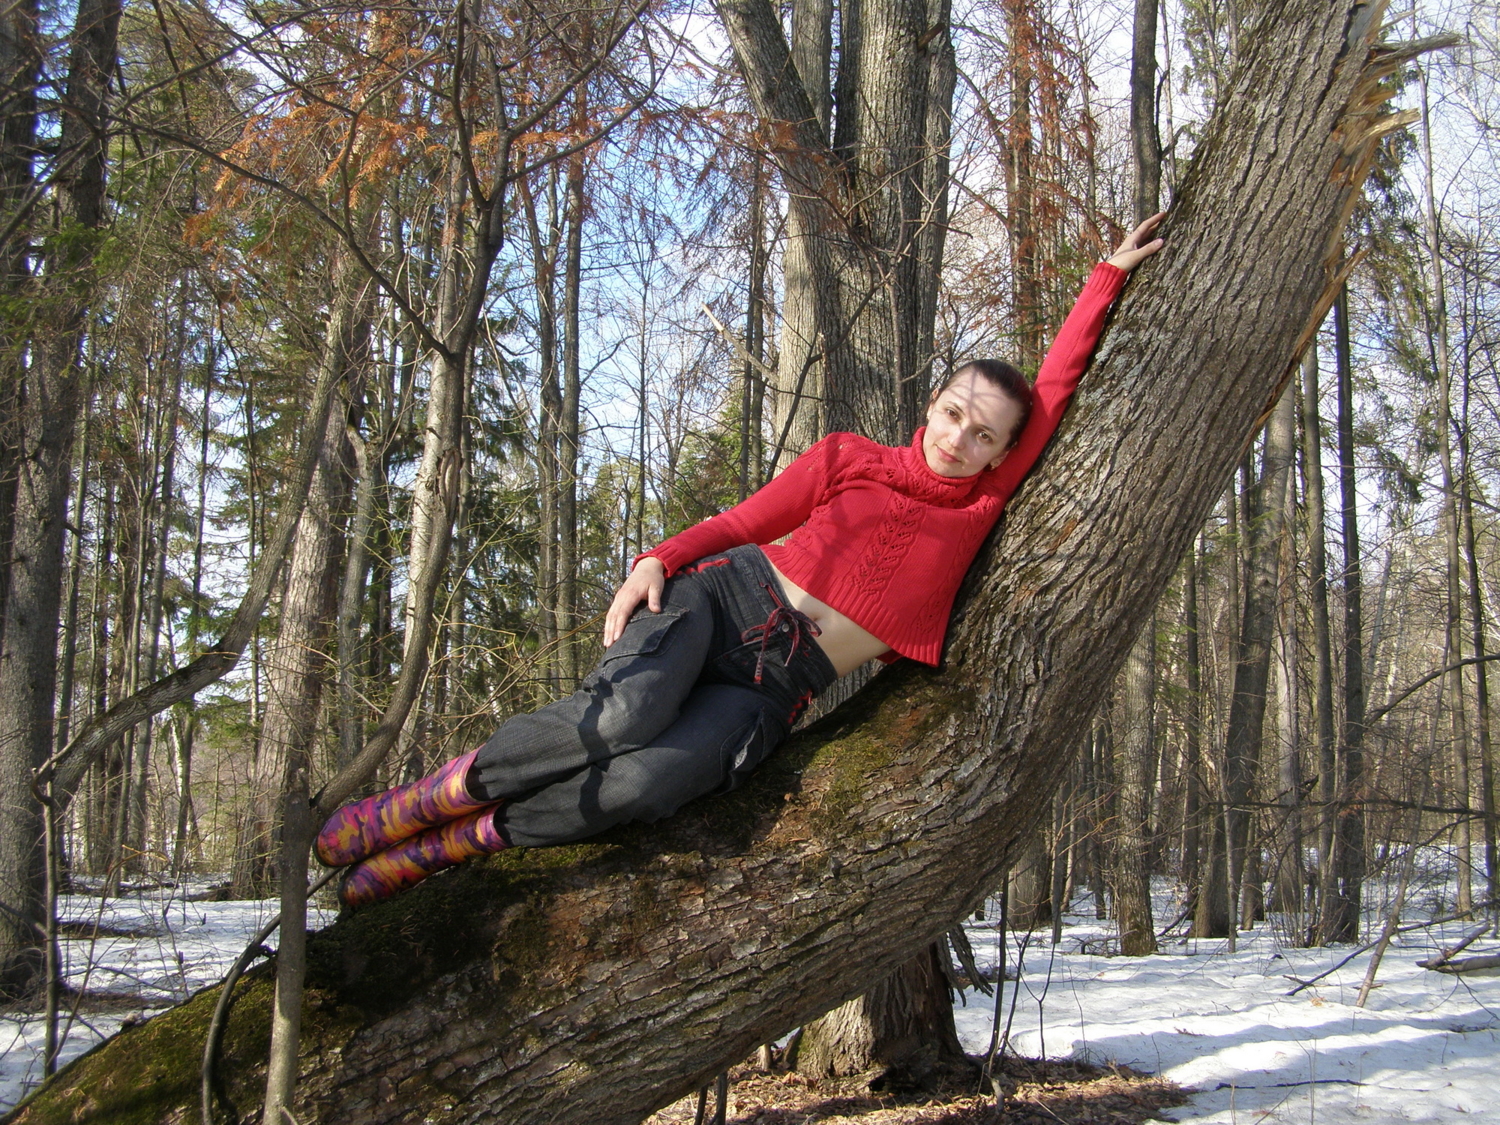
642 261 1127 666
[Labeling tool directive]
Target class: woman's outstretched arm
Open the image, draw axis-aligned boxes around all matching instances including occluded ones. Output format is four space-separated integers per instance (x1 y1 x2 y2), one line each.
987 213 1165 503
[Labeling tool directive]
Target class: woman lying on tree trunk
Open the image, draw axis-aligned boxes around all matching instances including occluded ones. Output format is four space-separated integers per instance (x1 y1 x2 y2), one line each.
317 213 1165 907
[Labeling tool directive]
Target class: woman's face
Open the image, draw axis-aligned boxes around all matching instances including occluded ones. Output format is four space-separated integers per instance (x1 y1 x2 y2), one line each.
922 369 1024 478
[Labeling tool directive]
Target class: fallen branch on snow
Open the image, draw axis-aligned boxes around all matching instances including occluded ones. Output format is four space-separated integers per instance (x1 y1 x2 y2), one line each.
1417 923 1489 969
1285 901 1496 996
1423 954 1500 975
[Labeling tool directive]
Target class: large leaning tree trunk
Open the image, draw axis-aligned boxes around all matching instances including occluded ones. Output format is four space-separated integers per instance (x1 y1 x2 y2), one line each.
8 4 1438 1123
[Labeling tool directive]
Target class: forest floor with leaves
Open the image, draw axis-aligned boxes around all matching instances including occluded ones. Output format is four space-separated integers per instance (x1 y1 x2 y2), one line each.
643 1056 1188 1124
2 869 1499 1122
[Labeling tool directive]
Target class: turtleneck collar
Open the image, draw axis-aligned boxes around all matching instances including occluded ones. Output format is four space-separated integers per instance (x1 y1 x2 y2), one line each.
900 426 991 501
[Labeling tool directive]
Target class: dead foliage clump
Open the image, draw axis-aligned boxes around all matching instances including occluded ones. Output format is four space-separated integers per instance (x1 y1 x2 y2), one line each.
644 1055 1190 1125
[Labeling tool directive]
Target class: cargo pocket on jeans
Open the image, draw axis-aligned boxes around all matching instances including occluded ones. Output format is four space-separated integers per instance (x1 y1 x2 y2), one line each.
598 606 688 665
718 707 788 793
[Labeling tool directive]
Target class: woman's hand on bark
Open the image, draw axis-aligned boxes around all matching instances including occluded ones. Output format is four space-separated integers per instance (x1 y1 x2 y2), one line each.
604 557 666 648
1106 212 1166 272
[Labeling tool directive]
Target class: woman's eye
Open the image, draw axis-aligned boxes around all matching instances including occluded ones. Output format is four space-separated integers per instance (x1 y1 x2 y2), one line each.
978 432 993 444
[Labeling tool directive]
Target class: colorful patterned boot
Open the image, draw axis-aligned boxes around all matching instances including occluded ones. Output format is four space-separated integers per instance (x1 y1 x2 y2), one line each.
315 749 490 867
338 806 508 907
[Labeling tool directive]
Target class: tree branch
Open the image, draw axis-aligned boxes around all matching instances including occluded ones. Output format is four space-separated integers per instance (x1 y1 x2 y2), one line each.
1365 653 1500 726
35 331 345 799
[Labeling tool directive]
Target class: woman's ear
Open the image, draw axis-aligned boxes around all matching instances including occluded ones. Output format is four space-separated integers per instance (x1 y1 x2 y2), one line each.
987 437 1016 470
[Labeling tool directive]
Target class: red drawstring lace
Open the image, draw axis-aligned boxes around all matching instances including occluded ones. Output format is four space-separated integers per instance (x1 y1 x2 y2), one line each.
741 583 822 684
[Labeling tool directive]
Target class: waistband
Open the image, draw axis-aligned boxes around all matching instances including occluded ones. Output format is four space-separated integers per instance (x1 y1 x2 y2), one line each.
689 545 839 699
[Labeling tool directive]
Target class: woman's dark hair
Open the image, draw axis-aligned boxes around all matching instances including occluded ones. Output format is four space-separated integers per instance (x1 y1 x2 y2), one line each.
934 359 1033 447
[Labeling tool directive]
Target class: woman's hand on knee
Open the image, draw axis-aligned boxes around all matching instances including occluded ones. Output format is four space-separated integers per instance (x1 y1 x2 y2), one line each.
604 557 666 648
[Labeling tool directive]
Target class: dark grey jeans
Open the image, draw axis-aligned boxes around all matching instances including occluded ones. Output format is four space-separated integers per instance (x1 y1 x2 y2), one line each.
472 545 838 847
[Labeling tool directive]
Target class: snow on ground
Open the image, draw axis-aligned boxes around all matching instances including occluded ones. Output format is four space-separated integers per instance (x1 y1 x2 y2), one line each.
0 878 336 1113
3 873 1499 1122
954 880 1500 1124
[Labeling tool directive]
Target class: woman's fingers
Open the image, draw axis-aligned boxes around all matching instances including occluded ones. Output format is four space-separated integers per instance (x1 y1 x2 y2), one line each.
1106 212 1167 271
603 562 667 647
1130 211 1165 248
1126 238 1164 267
1114 212 1164 254
602 559 669 647
603 591 635 648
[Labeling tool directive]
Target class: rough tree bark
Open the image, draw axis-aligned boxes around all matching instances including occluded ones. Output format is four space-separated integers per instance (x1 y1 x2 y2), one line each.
9 3 1431 1121
1223 374 1296 930
1004 828 1051 931
794 945 967 1086
722 0 952 446
1113 617 1158 956
1318 283 1368 945
0 0 119 995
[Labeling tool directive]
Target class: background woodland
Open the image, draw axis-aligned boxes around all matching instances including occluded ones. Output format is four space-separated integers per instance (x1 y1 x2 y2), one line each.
0 0 1498 1099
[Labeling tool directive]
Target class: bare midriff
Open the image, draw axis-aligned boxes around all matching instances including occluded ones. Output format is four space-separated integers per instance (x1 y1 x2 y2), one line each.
769 564 893 677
